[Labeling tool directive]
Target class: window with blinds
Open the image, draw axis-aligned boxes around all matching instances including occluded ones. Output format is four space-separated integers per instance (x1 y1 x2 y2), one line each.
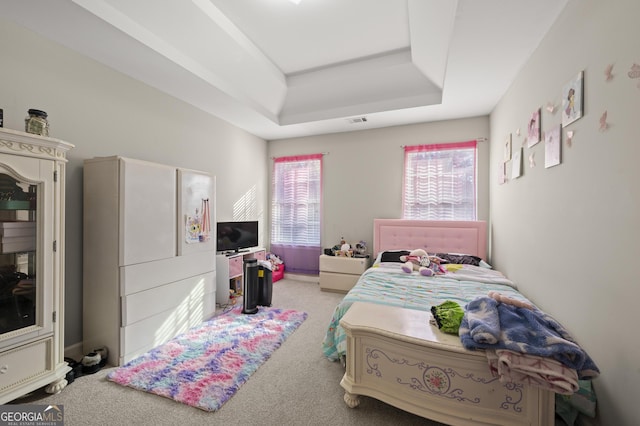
271 154 322 246
403 140 477 221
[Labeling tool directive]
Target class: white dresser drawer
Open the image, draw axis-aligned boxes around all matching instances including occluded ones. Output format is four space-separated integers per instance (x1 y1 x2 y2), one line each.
319 271 361 293
253 250 266 261
121 271 215 326
121 301 210 364
120 251 216 296
0 338 52 393
319 255 369 275
229 256 243 278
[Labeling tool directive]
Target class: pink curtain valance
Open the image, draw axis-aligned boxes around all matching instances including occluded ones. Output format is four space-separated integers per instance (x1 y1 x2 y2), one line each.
274 153 323 163
404 140 477 153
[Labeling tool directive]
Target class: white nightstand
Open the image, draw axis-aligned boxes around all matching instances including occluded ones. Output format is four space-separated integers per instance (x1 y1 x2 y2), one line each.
319 254 370 293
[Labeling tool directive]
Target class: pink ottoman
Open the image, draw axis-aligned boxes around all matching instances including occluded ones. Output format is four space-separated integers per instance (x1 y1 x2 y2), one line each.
272 264 285 283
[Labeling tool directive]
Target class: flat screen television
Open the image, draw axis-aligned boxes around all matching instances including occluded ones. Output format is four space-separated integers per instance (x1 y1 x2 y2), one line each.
216 220 259 253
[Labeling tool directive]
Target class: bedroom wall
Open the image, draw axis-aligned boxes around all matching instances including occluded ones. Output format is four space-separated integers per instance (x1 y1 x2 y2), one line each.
0 20 269 350
489 0 639 424
268 116 490 256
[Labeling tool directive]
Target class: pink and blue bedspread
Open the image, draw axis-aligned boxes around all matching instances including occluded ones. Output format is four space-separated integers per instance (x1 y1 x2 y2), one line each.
321 263 530 361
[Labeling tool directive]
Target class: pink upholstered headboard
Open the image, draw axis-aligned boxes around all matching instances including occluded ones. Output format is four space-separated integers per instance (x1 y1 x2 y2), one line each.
373 219 487 261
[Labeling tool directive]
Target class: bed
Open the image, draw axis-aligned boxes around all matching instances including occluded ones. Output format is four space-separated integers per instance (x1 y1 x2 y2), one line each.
321 219 555 425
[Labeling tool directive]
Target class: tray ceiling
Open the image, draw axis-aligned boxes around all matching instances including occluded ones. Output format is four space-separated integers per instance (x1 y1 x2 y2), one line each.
1 0 568 140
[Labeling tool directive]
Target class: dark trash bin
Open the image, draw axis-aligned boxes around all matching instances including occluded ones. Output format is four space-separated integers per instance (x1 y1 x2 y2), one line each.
243 258 259 314
257 265 272 307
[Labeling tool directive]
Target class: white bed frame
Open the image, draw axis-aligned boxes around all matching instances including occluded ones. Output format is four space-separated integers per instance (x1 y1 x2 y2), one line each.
339 219 555 425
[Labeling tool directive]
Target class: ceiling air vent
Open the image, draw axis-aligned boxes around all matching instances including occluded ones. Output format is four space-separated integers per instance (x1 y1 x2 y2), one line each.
347 117 368 124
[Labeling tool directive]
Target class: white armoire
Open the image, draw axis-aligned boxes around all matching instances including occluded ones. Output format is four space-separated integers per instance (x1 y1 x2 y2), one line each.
0 128 73 404
82 156 216 366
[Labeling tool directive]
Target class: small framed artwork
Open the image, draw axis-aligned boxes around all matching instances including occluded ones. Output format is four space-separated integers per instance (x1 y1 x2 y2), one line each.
545 125 561 168
562 71 584 127
498 161 507 184
511 147 522 179
503 134 512 162
527 108 541 147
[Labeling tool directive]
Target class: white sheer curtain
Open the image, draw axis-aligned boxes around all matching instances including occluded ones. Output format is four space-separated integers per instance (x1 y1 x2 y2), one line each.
403 140 477 221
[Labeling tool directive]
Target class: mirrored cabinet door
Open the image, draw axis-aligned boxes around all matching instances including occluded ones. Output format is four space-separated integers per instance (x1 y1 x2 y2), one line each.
0 173 38 336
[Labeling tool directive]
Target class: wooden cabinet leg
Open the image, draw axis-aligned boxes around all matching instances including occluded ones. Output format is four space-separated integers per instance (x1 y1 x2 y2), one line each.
45 378 68 395
343 391 361 408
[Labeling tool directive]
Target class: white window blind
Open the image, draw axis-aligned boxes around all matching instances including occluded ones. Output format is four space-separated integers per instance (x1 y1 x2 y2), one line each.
271 154 322 246
403 140 477 221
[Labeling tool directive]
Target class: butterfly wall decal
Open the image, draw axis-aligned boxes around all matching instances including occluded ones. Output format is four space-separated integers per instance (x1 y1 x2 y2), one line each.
599 111 608 132
605 64 614 81
546 102 556 114
629 64 640 88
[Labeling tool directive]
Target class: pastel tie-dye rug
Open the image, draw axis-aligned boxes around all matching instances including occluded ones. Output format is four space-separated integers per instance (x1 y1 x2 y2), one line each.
107 306 307 411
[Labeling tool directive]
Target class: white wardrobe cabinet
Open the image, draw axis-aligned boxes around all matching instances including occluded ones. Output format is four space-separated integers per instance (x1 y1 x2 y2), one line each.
83 156 216 366
0 128 73 404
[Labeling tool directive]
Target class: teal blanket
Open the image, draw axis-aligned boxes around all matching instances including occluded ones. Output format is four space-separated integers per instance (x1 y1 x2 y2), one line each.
321 264 529 361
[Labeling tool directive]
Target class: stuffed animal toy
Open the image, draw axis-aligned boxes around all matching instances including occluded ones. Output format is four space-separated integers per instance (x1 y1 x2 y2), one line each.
333 237 354 257
400 249 433 276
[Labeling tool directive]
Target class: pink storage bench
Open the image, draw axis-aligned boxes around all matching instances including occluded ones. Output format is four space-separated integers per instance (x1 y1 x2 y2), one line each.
272 264 285 283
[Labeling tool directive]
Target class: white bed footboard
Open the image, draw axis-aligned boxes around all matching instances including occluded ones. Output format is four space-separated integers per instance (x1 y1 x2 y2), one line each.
340 302 554 426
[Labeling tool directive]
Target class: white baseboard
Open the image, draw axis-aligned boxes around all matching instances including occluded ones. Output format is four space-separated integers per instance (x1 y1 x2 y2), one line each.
283 273 319 283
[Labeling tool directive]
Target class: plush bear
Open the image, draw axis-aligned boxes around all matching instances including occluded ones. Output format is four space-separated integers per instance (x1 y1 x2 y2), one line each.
400 249 434 276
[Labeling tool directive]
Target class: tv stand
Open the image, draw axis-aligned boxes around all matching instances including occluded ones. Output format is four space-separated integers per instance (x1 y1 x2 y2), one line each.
216 247 266 305
221 248 250 256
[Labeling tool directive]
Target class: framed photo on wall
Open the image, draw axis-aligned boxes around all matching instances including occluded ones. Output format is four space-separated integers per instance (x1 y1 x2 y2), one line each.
511 147 522 179
545 125 561 168
562 71 584 127
503 133 512 162
498 161 507 184
527 108 541 147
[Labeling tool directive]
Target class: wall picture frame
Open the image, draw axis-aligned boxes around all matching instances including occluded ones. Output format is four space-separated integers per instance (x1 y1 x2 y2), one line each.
177 170 215 255
498 161 507 184
527 108 541 147
503 133 512 162
511 147 522 179
545 125 561 168
562 71 584 127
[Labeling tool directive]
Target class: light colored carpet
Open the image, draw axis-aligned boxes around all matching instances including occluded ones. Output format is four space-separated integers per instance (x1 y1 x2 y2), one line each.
11 278 442 425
